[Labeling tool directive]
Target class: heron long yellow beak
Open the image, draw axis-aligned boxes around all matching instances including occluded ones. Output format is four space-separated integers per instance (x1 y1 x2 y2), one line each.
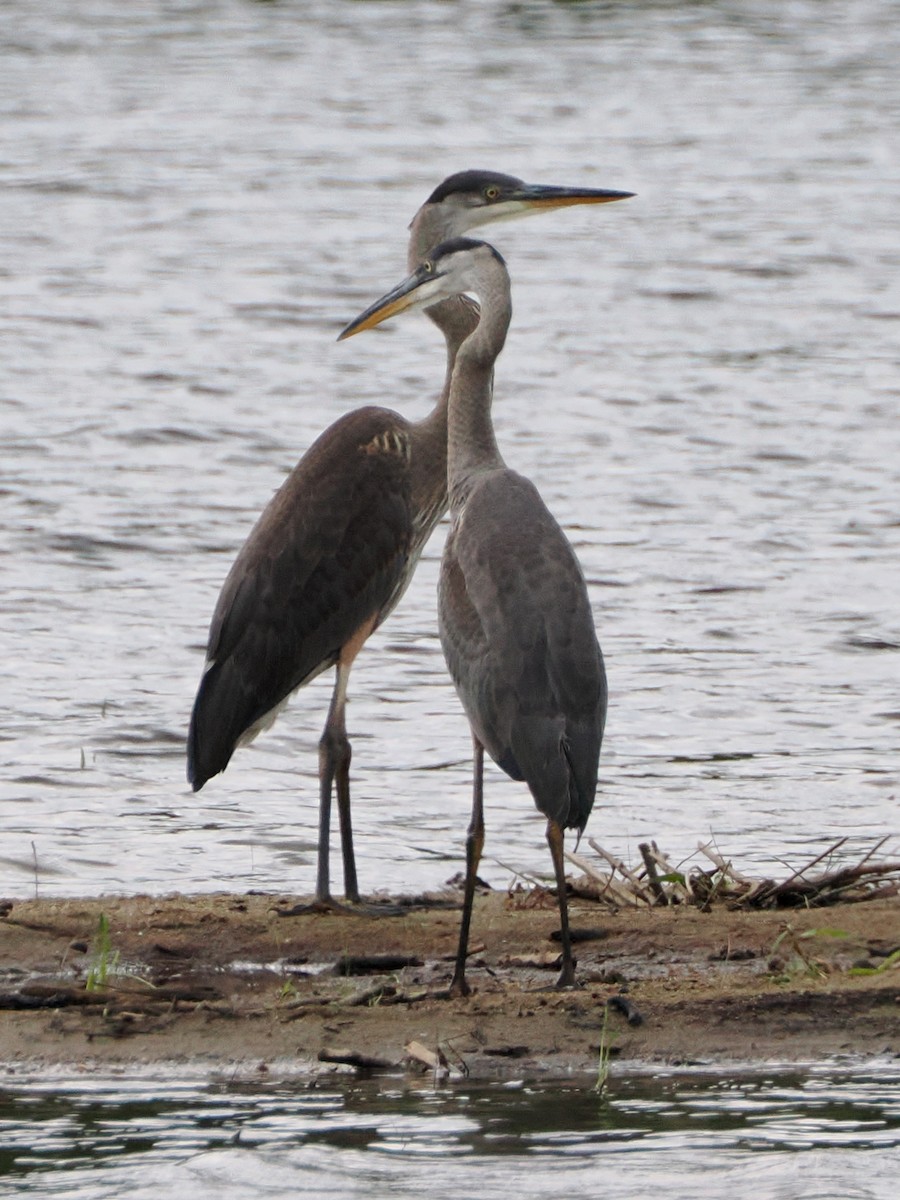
510 184 634 212
338 265 442 341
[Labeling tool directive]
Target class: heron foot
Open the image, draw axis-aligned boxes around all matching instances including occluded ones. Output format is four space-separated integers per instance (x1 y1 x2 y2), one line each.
554 963 579 990
447 975 471 999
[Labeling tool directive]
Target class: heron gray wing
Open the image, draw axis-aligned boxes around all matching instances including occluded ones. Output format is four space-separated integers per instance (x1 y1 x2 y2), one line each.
438 469 606 830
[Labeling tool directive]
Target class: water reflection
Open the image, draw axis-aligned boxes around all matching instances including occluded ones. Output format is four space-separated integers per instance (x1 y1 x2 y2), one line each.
2 1067 899 1197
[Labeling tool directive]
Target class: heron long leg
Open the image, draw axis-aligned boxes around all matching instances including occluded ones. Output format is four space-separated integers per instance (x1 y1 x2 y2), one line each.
547 819 576 988
316 661 354 905
335 743 359 904
449 734 485 998
278 686 393 918
315 613 382 906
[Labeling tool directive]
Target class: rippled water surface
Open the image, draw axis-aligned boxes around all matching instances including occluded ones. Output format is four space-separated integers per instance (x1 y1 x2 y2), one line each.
2 1066 900 1198
2 2 899 1194
1 0 897 901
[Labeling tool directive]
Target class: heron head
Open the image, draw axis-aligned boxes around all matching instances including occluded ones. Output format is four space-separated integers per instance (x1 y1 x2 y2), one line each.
413 169 634 243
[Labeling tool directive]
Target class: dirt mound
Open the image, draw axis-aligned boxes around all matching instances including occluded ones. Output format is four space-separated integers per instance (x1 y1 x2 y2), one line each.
1 885 897 1080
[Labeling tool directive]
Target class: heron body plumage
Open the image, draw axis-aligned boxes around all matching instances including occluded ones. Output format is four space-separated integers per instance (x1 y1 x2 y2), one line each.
188 406 414 787
438 468 606 834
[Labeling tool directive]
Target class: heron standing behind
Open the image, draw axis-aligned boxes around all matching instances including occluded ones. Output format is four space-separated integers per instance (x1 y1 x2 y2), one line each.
189 172 630 912
339 235 614 988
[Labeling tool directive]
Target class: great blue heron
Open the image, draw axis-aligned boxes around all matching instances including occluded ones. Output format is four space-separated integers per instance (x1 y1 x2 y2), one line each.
189 171 630 912
339 236 611 988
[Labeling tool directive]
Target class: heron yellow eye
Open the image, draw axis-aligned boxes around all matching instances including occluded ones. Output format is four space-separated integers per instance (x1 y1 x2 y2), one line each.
484 186 500 201
422 259 433 274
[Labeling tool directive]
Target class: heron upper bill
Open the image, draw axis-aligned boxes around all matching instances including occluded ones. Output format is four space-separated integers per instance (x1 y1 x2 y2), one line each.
338 272 434 341
514 186 635 211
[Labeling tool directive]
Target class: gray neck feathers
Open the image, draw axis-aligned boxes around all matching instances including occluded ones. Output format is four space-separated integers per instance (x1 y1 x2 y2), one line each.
407 202 481 413
446 266 511 507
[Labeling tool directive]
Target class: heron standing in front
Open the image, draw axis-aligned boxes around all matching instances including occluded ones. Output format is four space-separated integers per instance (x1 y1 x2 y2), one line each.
340 236 611 990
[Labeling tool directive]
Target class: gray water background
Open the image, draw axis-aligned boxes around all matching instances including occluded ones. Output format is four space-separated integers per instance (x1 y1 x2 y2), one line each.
2 2 899 1196
1 0 898 896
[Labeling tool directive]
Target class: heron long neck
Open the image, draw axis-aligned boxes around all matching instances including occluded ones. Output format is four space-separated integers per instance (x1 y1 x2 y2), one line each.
407 204 481 431
402 208 479 536
447 269 511 508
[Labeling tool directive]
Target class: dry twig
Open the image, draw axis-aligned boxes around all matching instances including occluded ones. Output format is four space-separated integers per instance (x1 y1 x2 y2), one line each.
568 838 899 912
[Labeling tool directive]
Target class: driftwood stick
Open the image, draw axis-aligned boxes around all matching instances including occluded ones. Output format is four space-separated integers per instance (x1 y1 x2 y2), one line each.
565 850 647 907
742 879 778 906
839 860 900 880
494 859 546 889
638 843 668 905
569 836 899 912
346 983 396 1007
647 844 691 901
697 841 752 884
587 848 654 906
849 834 890 872
280 995 341 1018
587 839 650 893
776 837 848 890
769 860 900 897
564 849 631 906
563 848 607 885
841 882 900 904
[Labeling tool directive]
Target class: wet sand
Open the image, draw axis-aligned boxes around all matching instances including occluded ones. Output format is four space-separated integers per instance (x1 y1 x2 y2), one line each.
1 890 897 1080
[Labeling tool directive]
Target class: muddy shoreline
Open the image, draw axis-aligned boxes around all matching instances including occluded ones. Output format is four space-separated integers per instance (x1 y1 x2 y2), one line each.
1 890 897 1081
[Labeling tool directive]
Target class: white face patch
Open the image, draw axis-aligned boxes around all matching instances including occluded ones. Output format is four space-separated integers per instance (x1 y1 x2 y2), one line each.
464 199 531 229
412 246 498 312
409 272 453 309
